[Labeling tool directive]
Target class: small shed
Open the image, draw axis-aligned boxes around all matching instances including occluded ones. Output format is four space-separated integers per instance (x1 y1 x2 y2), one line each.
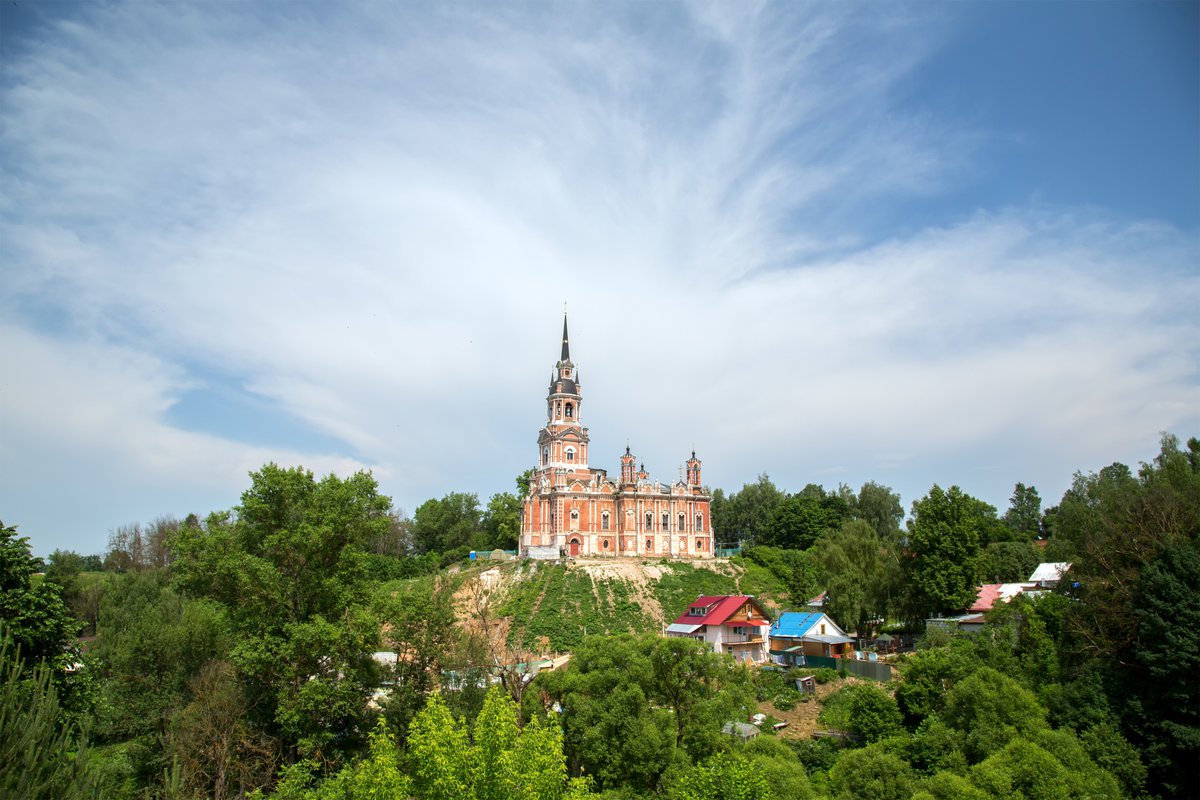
721 721 761 742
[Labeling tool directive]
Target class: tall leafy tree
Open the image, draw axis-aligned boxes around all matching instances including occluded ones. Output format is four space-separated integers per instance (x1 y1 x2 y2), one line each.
819 520 890 636
0 521 85 710
851 482 904 539
903 486 995 619
93 570 227 785
722 475 784 546
406 691 471 800
766 492 848 550
411 493 483 555
378 576 459 739
481 492 521 551
1002 483 1043 541
171 464 391 763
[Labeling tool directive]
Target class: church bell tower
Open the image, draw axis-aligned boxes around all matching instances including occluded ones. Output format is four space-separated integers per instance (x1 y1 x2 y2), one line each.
536 310 589 472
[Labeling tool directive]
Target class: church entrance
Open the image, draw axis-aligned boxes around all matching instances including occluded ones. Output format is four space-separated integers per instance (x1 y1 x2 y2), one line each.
568 537 581 557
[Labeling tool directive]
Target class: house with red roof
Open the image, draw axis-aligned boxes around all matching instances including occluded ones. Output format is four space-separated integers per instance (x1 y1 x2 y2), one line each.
666 595 771 664
970 582 1037 613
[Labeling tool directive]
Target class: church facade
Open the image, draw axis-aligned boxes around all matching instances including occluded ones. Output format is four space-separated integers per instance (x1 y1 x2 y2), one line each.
520 313 714 559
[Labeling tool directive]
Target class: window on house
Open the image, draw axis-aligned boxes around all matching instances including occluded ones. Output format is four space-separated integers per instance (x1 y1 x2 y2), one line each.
679 513 685 530
696 538 704 550
645 537 653 550
602 538 610 549
662 513 669 529
565 403 573 418
601 512 610 531
543 448 549 465
693 607 707 616
565 447 575 462
696 514 703 532
645 512 652 529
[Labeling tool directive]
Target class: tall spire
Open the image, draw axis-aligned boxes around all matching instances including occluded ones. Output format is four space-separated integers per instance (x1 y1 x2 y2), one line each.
560 305 570 362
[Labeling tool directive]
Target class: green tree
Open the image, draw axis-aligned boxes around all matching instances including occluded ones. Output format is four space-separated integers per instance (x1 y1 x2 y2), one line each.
819 520 894 636
533 634 673 791
1002 483 1042 541
649 636 755 758
975 540 1041 583
1122 538 1200 795
666 754 773 800
93 570 227 787
970 735 1120 800
709 488 729 543
827 745 914 800
481 492 521 551
0 522 79 670
472 687 518 800
171 464 391 763
509 712 573 800
377 577 459 739
894 639 981 727
942 667 1048 762
407 691 471 800
851 482 904 540
326 717 411 800
0 629 102 800
903 486 996 618
724 476 784 546
170 660 278 800
515 469 535 500
0 521 87 714
765 493 848 550
412 493 483 555
847 682 902 743
44 552 105 638
1055 434 1200 796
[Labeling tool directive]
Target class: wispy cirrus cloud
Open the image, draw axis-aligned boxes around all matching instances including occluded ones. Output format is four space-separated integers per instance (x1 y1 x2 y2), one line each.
1 1 1195 551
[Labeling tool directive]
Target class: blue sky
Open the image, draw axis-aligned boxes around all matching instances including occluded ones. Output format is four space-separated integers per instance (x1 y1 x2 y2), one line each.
1 1 1197 556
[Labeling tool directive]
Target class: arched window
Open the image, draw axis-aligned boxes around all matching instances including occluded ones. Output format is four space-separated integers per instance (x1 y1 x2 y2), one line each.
542 448 549 466
565 447 575 462
695 514 703 532
678 513 686 531
565 402 573 418
601 512 610 531
645 512 652 529
662 513 669 530
570 509 580 530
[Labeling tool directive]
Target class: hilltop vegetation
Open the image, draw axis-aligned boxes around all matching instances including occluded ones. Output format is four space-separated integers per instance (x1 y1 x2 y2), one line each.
1 433 1196 799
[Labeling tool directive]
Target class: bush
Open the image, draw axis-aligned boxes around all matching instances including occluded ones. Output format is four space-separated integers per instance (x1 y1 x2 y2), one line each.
847 684 902 743
828 745 915 800
773 688 803 711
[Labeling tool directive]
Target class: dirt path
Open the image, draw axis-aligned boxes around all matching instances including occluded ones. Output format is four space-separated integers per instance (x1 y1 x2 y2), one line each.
759 677 863 740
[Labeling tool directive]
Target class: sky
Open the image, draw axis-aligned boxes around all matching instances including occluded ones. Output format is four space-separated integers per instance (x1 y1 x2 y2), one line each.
1 1 1197 557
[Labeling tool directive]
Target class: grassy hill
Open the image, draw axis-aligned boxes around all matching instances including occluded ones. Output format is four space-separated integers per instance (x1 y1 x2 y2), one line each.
482 556 789 652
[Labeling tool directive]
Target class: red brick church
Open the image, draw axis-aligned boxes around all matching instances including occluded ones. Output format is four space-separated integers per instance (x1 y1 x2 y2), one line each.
520 312 714 559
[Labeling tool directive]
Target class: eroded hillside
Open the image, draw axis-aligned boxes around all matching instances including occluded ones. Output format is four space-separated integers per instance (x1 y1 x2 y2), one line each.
453 557 788 655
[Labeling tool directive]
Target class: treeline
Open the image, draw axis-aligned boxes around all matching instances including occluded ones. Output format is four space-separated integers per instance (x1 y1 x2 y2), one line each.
714 473 1059 635
1 435 1196 798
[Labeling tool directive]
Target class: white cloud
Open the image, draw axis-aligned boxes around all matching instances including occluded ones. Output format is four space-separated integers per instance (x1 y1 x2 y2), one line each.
0 2 1195 550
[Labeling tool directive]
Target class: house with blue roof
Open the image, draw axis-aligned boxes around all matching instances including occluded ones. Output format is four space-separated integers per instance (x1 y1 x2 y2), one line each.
768 611 854 666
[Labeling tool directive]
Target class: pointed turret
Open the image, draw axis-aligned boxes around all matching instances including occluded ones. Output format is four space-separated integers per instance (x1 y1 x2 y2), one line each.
561 310 570 362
